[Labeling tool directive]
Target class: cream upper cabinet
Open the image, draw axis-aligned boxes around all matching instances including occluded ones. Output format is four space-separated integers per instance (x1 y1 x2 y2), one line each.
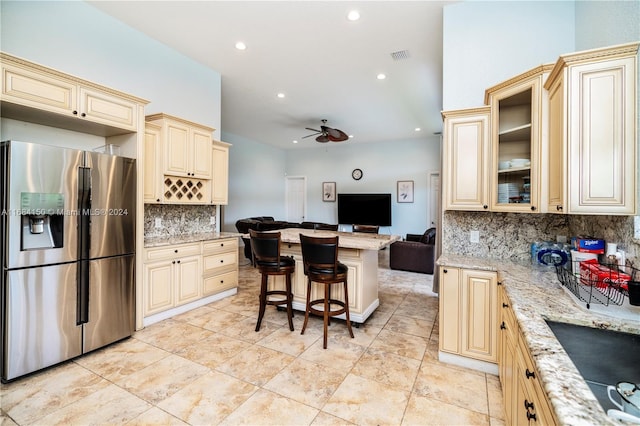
544 42 638 215
212 141 231 205
442 107 491 211
145 113 215 204
143 123 162 203
146 113 214 179
439 266 498 363
1 53 141 133
485 65 552 213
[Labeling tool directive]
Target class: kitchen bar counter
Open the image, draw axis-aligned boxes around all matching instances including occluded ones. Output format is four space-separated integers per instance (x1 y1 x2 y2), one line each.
277 228 400 249
144 231 242 248
437 253 640 426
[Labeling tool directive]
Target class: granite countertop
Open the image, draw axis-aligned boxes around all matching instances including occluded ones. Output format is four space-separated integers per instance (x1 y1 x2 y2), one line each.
144 231 242 248
277 228 401 250
437 253 640 426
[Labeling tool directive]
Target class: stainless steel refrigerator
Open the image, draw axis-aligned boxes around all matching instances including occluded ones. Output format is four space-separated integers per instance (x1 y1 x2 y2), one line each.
1 140 136 382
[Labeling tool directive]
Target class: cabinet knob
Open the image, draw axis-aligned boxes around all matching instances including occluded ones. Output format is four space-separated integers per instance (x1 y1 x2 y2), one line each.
220 260 224 263
443 269 448 273
500 322 506 330
502 302 508 308
527 411 537 422
221 243 224 247
525 369 536 379
73 110 78 115
483 205 488 209
530 206 536 211
177 260 181 264
524 400 534 410
497 281 503 286
81 112 86 117
174 249 178 253
556 205 563 211
172 260 176 264
156 198 160 202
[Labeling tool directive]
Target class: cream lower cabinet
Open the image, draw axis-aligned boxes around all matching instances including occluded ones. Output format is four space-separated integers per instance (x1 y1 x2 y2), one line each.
499 286 557 426
439 266 498 363
441 107 491 211
202 238 238 296
143 242 202 316
544 42 638 215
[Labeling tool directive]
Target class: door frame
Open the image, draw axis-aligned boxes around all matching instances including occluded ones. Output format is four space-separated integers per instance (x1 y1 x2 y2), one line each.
285 176 307 223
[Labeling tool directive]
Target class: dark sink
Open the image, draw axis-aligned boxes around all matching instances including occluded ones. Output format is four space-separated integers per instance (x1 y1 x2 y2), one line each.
545 320 640 412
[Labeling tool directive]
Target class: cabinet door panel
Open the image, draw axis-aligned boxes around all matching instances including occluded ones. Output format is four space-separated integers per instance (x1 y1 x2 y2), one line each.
175 256 201 306
2 64 76 114
439 266 461 354
568 58 636 214
212 144 229 204
461 269 497 361
80 87 137 131
192 130 212 179
165 123 190 176
144 261 174 315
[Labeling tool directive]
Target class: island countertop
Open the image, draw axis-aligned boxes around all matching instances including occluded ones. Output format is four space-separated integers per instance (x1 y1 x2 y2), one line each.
277 228 401 250
437 253 640 426
144 231 242 248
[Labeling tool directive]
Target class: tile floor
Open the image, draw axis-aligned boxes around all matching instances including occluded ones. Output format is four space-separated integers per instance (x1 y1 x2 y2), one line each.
1 250 504 425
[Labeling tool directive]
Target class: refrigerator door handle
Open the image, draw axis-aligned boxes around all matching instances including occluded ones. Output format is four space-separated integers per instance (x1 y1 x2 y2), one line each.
77 166 91 325
77 260 89 325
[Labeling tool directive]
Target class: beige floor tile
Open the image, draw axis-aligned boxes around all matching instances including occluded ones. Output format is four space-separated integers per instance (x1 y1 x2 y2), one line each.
413 359 489 415
157 371 258 425
171 304 216 323
487 374 505 420
323 374 410 425
402 393 490 426
299 337 366 373
125 406 189 425
257 325 321 356
219 388 319 425
221 314 282 343
370 329 428 360
264 358 347 408
121 354 210 404
1 363 110 425
175 332 252 369
187 308 251 332
0 413 18 426
32 384 151 425
385 314 433 338
351 347 421 392
311 411 355 425
490 416 506 426
75 337 170 382
133 319 215 353
216 345 295 386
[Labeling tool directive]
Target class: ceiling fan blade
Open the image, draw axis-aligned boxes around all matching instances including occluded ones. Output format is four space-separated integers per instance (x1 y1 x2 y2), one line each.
315 134 330 143
329 129 349 142
302 133 319 139
305 127 322 133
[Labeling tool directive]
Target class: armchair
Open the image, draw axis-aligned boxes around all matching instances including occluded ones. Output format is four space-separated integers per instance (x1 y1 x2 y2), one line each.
389 228 436 274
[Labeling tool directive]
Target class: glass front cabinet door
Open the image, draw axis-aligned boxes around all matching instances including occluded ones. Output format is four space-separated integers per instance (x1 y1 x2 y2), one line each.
485 65 552 213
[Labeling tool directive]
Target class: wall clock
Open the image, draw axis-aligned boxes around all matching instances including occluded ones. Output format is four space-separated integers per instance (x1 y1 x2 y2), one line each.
352 168 363 180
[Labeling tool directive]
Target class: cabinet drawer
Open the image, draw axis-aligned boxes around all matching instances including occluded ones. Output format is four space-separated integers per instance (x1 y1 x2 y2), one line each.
203 270 238 296
203 238 238 254
145 243 201 262
500 288 518 342
203 251 237 274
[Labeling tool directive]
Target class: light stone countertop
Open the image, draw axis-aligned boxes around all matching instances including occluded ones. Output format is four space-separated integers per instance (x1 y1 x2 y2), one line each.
437 253 640 426
276 228 401 250
144 231 242 248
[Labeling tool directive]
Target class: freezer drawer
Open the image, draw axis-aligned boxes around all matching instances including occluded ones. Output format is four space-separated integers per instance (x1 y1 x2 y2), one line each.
3 263 82 381
83 255 135 353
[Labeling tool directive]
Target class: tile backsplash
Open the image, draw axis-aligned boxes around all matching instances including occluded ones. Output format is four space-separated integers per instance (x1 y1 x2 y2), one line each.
144 204 217 238
443 211 638 267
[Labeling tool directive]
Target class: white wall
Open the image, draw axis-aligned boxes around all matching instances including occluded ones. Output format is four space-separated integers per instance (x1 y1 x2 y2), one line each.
284 137 441 237
0 1 221 130
442 1 575 110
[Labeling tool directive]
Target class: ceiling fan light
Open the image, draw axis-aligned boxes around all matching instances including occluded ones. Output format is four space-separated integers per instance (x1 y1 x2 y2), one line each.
235 41 246 50
377 73 386 80
277 93 285 98
347 10 360 21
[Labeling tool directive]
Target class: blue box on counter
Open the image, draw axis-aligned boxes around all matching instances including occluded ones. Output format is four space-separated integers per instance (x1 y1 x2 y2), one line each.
571 237 605 254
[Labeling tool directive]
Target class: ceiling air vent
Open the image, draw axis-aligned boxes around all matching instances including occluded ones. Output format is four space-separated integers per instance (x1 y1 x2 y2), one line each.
390 50 411 61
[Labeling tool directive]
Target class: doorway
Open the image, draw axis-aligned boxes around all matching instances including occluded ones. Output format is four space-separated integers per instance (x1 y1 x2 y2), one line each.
428 172 440 229
285 176 306 223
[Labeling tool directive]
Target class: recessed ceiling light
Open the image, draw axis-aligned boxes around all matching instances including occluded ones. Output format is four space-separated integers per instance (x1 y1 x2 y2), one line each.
277 93 285 98
377 73 386 80
347 10 360 21
235 41 246 50
415 127 421 132
349 135 354 138
293 140 298 144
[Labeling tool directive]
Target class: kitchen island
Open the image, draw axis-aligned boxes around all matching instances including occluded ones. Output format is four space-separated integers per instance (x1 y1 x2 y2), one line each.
437 253 640 426
273 228 401 323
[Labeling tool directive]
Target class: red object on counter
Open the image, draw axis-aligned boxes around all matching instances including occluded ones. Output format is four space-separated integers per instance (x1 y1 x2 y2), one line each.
579 259 630 290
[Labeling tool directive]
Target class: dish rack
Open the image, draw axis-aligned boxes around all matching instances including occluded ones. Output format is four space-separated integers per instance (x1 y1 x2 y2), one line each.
555 261 638 308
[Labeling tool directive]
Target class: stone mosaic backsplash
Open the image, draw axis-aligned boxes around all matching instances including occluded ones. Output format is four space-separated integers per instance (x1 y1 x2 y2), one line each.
442 211 638 267
144 204 217 238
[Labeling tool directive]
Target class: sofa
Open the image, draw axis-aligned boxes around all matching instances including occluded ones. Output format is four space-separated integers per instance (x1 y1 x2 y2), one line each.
235 217 338 260
389 228 436 274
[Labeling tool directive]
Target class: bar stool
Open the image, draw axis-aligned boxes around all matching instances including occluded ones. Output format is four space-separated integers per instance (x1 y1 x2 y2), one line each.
353 224 379 234
249 230 295 332
299 233 354 349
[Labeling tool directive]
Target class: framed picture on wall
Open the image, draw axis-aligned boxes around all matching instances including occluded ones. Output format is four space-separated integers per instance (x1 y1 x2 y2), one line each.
397 180 414 203
323 182 336 202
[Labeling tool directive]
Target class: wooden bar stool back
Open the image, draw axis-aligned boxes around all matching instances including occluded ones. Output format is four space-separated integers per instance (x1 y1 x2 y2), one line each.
249 230 295 332
353 224 379 234
299 233 354 349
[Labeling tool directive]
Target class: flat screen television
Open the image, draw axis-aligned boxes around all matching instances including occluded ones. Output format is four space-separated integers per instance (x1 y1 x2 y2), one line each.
337 193 392 226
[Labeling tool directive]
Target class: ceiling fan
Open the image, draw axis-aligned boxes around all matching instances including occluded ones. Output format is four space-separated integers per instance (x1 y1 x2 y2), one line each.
302 119 349 143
